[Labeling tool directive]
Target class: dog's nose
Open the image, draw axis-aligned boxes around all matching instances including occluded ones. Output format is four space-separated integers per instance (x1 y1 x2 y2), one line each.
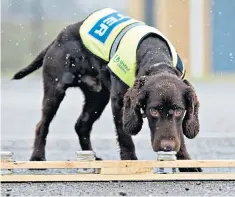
160 139 175 152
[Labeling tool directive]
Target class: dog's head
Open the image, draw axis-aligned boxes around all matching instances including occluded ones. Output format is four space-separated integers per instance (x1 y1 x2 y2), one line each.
122 73 200 152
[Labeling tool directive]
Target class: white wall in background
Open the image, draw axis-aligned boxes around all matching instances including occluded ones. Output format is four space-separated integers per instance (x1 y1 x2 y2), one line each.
190 0 204 78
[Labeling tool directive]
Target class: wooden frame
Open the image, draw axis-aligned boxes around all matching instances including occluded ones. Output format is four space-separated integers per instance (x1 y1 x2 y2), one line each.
2 160 235 169
1 160 235 182
2 173 235 182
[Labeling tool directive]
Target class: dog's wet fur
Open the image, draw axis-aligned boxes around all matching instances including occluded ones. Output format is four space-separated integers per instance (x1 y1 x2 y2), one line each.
12 12 202 172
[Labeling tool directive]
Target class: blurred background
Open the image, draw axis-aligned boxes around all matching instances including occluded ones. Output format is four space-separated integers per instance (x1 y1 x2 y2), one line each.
1 0 235 79
1 0 235 163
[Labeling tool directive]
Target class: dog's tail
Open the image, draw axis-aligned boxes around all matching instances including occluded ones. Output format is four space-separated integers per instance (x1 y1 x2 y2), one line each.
12 41 54 80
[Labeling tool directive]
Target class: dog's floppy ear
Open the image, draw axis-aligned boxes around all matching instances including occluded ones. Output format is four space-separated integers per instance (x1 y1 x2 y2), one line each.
122 76 147 135
182 79 200 139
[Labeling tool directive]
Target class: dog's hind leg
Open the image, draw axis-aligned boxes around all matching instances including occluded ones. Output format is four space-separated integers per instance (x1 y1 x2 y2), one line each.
30 80 67 161
75 87 110 160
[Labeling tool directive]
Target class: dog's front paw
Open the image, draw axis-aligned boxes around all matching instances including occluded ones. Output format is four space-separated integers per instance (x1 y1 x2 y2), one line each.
178 167 203 172
30 155 46 161
121 152 138 160
29 155 47 170
95 156 102 160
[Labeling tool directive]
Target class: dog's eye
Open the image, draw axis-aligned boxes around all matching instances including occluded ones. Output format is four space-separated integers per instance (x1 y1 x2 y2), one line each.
174 109 182 117
150 108 160 117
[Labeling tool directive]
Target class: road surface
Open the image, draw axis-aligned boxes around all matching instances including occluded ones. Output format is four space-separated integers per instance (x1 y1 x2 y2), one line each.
1 76 235 196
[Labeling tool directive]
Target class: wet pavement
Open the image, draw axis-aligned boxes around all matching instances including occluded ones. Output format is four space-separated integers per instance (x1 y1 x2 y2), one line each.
1 76 235 196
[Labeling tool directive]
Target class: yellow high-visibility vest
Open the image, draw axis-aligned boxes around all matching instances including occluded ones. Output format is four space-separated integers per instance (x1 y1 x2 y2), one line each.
80 8 185 87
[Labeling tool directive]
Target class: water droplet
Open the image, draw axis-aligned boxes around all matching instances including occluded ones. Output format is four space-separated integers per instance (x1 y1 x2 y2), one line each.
66 54 70 59
55 78 58 81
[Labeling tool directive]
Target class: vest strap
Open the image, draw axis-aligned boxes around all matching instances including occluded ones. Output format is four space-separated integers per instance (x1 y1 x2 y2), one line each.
109 22 143 60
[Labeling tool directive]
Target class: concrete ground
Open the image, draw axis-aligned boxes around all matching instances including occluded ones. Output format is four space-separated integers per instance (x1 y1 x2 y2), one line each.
1 76 235 196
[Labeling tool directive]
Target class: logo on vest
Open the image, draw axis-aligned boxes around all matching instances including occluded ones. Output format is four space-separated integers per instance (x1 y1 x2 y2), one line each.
113 54 130 74
89 12 130 44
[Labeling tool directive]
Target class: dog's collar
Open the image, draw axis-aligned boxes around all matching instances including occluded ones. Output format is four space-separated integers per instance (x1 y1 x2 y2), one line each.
150 61 185 79
150 62 170 68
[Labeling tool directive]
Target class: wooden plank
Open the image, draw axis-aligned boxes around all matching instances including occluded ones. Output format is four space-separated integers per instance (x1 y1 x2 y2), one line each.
100 168 153 175
1 173 235 182
1 160 235 169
